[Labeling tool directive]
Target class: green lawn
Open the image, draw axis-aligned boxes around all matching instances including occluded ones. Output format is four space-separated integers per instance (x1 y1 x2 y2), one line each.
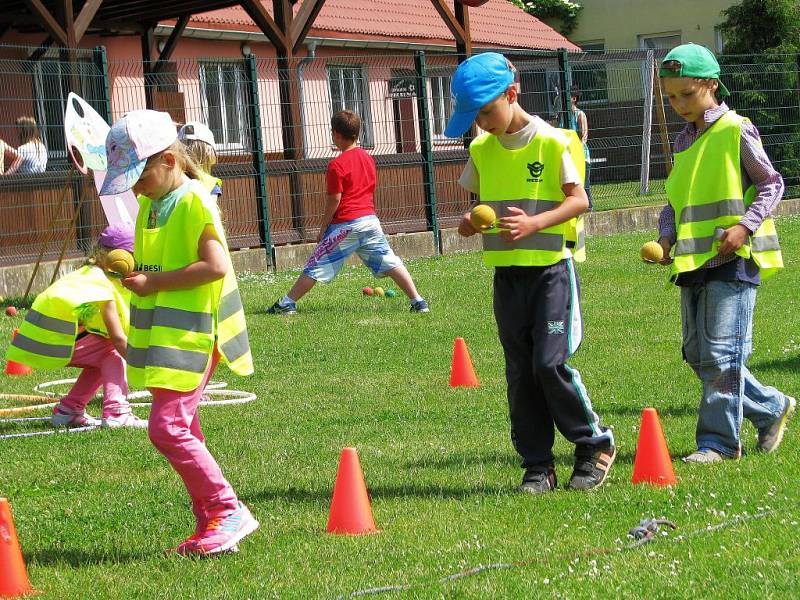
1 219 799 599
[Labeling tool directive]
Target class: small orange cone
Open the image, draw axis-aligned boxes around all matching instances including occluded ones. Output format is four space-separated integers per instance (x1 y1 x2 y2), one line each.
632 408 677 486
449 337 479 387
4 330 32 376
0 498 35 598
327 448 378 535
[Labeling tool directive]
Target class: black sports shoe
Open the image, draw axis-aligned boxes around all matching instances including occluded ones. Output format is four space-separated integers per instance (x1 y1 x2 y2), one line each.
566 445 616 491
410 299 430 313
266 299 297 315
517 465 557 494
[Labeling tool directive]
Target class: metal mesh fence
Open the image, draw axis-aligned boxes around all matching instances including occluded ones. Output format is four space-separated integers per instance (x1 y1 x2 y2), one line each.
1 43 798 267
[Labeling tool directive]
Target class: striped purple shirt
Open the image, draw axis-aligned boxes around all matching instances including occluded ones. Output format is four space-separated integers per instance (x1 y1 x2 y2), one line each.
658 103 784 270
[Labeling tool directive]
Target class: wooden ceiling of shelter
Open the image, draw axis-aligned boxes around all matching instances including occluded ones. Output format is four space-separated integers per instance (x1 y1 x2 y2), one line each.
1 1 245 35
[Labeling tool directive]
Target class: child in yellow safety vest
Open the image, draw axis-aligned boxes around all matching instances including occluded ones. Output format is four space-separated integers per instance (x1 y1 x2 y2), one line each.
178 121 222 203
100 109 257 556
6 224 147 429
447 53 615 494
655 44 794 464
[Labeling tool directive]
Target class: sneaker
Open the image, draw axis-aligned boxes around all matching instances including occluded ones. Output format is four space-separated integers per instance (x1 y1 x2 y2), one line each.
683 448 730 464
518 465 557 495
186 502 259 556
566 446 616 491
757 396 796 453
410 299 430 313
102 413 149 429
266 299 297 315
51 405 101 428
168 535 239 557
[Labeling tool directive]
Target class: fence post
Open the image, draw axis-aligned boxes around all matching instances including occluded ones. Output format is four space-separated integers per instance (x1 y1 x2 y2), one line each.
92 46 112 124
640 50 654 195
557 48 575 130
244 54 274 268
414 50 440 255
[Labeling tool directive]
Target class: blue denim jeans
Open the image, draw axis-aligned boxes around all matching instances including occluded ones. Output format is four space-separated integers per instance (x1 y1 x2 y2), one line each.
681 280 787 457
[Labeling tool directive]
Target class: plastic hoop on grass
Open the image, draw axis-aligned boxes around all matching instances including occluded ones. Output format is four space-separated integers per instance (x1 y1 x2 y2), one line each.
0 381 256 440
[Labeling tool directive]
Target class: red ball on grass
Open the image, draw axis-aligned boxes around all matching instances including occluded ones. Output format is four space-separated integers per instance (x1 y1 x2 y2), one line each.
5 306 17 316
362 287 374 296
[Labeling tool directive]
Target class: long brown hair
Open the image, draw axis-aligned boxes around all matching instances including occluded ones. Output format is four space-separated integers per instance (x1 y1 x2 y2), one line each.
16 116 41 145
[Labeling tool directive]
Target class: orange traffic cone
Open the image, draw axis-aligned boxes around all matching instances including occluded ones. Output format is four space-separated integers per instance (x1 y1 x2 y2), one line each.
0 498 35 598
449 337 479 387
5 330 32 376
327 448 378 535
632 408 677 486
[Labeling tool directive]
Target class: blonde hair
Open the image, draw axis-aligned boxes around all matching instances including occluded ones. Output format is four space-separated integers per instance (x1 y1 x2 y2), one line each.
156 140 203 180
16 116 41 145
182 139 218 174
85 244 110 270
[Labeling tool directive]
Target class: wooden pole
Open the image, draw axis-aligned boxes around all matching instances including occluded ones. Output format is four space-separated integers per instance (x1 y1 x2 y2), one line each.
652 62 672 175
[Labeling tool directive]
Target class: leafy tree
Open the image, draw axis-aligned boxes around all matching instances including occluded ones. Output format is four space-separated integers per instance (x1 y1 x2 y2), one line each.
718 0 800 194
509 0 583 35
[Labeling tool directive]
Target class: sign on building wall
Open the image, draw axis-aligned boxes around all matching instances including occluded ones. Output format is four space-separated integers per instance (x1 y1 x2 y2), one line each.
388 77 417 98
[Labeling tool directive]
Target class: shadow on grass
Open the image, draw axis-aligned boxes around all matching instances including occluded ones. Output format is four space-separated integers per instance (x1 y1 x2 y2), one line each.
750 354 800 372
244 482 511 504
604 403 697 418
27 548 152 567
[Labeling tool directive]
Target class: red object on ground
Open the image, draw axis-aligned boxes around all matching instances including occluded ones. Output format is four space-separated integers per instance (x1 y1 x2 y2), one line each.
449 337 479 387
5 306 16 317
327 448 379 535
632 408 678 486
0 498 36 598
362 287 374 296
5 329 32 376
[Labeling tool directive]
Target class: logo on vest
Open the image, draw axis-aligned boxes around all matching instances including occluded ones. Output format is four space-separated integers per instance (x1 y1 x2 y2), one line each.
526 161 545 182
547 320 565 335
136 264 162 272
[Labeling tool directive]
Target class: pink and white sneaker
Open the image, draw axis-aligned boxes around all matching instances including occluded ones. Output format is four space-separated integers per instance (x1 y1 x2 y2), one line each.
51 405 101 428
183 502 259 556
102 413 149 429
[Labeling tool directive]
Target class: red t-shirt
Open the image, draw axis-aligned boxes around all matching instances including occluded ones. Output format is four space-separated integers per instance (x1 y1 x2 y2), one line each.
326 147 376 224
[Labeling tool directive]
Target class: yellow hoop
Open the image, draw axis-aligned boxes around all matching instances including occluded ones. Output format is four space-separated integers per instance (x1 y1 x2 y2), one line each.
0 394 57 415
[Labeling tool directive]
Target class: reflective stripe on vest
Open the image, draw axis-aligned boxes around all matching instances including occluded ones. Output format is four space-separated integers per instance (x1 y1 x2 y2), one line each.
561 128 587 262
5 265 125 370
127 181 253 392
665 110 783 278
470 125 573 267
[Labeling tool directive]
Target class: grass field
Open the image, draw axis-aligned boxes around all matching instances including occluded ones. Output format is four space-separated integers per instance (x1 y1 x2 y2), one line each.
1 220 799 599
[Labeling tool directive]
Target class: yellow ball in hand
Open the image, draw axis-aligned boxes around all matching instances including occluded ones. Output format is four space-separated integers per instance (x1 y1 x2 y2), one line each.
640 241 664 263
470 204 496 231
106 248 135 277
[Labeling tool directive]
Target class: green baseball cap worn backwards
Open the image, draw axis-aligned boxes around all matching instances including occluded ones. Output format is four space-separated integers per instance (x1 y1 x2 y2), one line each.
660 43 730 97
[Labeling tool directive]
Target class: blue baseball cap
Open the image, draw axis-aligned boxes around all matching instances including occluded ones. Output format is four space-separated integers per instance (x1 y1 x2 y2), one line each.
444 52 515 138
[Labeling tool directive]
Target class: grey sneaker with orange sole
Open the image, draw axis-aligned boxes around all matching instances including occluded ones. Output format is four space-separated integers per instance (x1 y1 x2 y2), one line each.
566 445 616 490
757 396 796 453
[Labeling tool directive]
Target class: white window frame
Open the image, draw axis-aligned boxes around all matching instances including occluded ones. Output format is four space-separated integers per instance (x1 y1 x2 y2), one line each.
327 64 374 148
198 60 250 154
33 59 101 163
428 71 458 144
638 32 682 50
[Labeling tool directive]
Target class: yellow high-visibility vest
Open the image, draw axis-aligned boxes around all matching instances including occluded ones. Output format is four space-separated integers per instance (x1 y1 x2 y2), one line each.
127 180 253 392
470 124 583 267
665 110 782 278
6 265 130 369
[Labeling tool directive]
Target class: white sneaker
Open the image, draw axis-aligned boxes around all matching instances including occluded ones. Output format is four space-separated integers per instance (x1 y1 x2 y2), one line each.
102 413 149 429
51 405 101 428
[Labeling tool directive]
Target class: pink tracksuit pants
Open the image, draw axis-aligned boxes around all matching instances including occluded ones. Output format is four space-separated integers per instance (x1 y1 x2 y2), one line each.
60 333 131 419
147 350 239 532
